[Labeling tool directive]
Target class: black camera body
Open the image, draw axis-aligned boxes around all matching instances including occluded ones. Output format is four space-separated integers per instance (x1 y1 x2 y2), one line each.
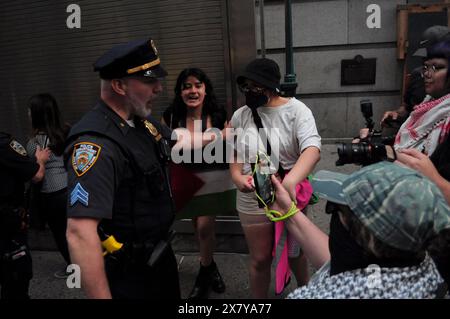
336 100 396 166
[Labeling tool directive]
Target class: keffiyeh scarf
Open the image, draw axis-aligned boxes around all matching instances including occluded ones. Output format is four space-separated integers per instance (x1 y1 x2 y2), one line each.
287 254 444 299
395 94 450 155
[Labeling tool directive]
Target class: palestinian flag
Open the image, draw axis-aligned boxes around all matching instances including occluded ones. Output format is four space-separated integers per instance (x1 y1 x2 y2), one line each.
175 167 236 219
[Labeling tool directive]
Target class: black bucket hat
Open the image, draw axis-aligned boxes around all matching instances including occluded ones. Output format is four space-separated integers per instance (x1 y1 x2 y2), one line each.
237 58 281 92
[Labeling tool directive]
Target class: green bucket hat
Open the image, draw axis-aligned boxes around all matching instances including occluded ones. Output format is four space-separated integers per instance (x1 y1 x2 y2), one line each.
312 162 450 252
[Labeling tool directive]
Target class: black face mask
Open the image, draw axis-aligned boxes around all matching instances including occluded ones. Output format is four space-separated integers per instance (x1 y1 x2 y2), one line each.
328 210 424 275
328 212 370 276
245 91 269 109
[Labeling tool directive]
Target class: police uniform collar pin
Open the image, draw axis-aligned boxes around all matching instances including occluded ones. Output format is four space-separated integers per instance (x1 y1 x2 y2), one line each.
143 120 161 141
10 140 27 156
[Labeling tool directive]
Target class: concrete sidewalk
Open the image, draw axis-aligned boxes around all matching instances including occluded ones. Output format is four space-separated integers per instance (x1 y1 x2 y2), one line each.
29 250 292 299
28 144 359 299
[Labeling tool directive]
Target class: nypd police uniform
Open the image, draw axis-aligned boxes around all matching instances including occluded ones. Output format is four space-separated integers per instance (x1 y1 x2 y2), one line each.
0 132 35 299
65 38 180 299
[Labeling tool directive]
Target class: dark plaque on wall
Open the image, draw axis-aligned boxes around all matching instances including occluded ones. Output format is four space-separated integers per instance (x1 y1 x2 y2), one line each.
341 55 376 85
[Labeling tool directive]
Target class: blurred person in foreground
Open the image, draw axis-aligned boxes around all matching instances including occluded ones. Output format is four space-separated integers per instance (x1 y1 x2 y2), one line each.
268 162 449 298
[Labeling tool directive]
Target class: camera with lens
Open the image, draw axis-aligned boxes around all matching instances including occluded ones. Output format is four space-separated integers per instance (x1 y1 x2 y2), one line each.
336 100 396 166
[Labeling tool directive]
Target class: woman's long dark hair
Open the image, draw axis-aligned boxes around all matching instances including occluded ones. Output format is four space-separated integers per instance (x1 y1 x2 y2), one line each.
163 68 226 129
29 93 68 156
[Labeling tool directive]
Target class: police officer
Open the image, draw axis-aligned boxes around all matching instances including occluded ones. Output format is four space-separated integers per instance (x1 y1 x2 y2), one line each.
0 132 50 299
65 38 181 299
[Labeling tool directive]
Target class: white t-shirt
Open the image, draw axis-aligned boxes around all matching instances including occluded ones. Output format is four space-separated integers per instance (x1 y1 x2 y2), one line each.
230 97 321 175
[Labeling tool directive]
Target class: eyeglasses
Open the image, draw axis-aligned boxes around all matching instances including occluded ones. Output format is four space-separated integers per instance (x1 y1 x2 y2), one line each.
238 84 265 94
421 64 447 78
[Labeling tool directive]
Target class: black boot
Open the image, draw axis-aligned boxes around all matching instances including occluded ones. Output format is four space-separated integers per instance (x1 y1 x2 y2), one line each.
209 261 225 294
188 261 225 299
188 263 211 299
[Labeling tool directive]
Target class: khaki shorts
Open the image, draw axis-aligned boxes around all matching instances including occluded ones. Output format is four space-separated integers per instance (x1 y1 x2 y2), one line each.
237 190 306 258
236 190 270 226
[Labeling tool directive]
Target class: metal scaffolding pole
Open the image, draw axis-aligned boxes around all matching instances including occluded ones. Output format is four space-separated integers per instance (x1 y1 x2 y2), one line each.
282 0 298 97
259 0 266 57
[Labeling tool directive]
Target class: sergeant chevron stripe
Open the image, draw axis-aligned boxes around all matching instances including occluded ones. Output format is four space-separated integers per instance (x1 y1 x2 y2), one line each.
70 183 89 207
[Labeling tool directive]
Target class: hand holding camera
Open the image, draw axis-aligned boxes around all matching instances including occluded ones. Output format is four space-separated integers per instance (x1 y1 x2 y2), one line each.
336 100 397 166
380 111 404 128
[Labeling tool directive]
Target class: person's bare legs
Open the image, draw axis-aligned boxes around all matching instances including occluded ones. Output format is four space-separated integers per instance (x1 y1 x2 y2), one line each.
241 222 273 298
193 215 216 266
189 215 225 299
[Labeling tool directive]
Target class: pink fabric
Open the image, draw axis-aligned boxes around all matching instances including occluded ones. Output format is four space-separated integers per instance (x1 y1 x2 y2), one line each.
272 177 313 295
273 221 291 295
294 179 314 211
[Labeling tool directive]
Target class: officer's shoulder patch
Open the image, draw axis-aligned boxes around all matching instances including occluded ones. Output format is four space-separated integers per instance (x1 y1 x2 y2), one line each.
10 140 27 156
71 142 102 177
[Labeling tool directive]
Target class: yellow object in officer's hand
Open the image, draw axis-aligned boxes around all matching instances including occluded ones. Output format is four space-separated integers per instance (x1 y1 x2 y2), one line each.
101 235 123 256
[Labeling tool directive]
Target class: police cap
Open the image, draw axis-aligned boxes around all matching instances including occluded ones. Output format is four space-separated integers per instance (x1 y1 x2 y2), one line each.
93 38 168 80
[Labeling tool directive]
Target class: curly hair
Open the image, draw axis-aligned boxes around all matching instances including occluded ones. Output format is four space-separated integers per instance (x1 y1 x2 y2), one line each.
163 68 226 130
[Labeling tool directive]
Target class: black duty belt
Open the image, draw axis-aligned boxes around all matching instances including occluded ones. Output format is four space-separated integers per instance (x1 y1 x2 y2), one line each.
106 230 176 268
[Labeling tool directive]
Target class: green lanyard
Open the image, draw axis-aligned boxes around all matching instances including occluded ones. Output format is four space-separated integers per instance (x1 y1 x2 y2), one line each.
265 201 299 222
252 152 299 222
